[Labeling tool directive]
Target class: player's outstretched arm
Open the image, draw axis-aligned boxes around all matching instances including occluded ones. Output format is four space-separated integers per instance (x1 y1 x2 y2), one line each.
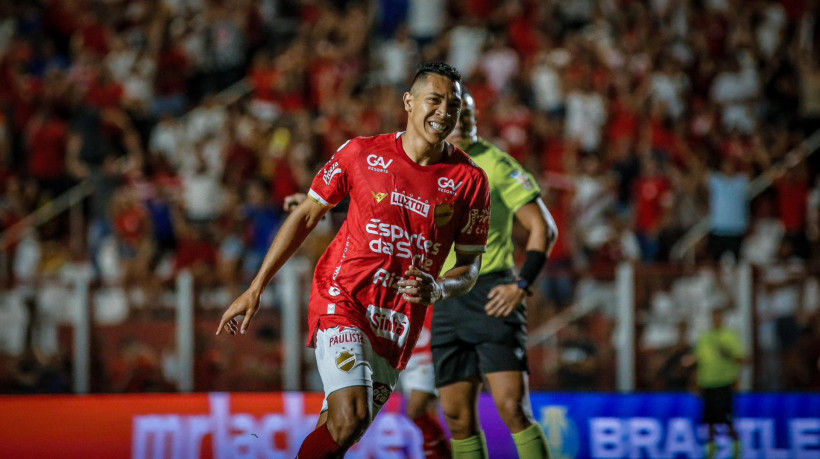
216 197 329 335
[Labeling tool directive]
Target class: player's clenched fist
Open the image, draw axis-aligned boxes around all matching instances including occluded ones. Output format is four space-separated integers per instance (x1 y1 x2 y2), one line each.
397 268 444 305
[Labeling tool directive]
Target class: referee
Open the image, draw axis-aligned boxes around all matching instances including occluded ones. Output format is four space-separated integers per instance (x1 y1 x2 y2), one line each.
695 307 746 459
432 87 558 459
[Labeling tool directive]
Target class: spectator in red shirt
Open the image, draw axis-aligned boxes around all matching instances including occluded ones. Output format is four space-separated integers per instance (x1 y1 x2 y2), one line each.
633 155 673 262
110 186 154 290
174 222 218 287
24 105 70 197
774 164 811 259
152 35 190 117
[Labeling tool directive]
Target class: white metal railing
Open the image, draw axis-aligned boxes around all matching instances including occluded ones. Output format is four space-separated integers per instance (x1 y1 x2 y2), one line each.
671 129 820 261
526 262 754 392
0 180 94 251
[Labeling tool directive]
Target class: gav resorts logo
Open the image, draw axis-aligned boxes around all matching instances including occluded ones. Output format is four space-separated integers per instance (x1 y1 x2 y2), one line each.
437 177 463 194
540 405 579 459
366 154 393 173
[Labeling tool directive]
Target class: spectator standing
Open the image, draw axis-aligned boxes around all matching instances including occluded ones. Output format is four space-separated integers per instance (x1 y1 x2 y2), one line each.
705 157 750 262
633 155 673 262
774 164 811 259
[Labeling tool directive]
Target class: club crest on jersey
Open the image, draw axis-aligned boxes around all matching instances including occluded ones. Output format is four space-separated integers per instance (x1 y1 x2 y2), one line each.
372 191 388 203
323 162 342 185
366 154 393 173
510 169 534 190
437 177 463 195
390 192 430 217
434 203 453 227
335 348 357 372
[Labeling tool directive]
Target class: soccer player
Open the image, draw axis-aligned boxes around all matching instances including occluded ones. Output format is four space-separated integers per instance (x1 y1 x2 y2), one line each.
432 87 558 458
216 62 491 458
695 308 746 459
283 194 451 458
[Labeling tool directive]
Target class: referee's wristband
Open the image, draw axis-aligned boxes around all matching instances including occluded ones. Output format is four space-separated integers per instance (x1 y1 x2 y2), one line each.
518 250 547 285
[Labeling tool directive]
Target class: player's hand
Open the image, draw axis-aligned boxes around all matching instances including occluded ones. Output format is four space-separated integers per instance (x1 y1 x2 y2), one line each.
485 283 526 317
397 267 444 305
283 193 307 211
216 289 262 335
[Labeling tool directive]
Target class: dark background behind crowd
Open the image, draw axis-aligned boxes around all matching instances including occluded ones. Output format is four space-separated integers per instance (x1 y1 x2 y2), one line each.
0 0 818 395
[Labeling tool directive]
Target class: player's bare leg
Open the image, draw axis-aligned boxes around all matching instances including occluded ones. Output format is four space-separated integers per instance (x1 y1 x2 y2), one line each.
485 371 551 458
405 389 451 459
485 371 533 432
298 386 371 458
438 378 487 458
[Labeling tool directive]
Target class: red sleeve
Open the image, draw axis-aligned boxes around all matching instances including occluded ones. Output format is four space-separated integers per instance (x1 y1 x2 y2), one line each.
307 138 355 207
454 169 491 254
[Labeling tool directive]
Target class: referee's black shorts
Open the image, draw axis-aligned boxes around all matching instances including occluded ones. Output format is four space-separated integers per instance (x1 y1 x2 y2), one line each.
431 270 529 387
701 384 735 426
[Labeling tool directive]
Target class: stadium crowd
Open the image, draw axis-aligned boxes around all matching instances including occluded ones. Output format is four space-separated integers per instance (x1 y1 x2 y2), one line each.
0 0 819 394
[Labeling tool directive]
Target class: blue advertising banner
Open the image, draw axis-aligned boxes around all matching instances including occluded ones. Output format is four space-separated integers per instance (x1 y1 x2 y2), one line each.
1 391 817 458
482 393 820 459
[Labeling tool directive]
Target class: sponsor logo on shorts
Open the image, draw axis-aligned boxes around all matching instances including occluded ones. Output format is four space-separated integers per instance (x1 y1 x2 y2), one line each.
390 192 430 217
372 382 392 408
335 348 357 372
371 191 388 203
366 304 409 346
323 162 342 185
329 331 363 347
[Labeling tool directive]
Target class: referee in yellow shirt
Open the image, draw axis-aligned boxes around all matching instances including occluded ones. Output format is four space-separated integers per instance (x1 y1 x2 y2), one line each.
695 307 747 459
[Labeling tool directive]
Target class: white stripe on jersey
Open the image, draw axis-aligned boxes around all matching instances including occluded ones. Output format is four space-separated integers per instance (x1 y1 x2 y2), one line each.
336 139 352 152
308 189 330 207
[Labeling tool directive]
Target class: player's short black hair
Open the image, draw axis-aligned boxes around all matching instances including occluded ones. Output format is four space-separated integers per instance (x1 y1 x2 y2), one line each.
410 62 462 88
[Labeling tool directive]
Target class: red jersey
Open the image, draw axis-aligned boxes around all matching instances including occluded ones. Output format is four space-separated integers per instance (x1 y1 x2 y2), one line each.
306 133 491 369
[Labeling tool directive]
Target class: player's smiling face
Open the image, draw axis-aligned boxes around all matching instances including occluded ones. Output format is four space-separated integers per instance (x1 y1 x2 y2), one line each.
403 74 462 146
